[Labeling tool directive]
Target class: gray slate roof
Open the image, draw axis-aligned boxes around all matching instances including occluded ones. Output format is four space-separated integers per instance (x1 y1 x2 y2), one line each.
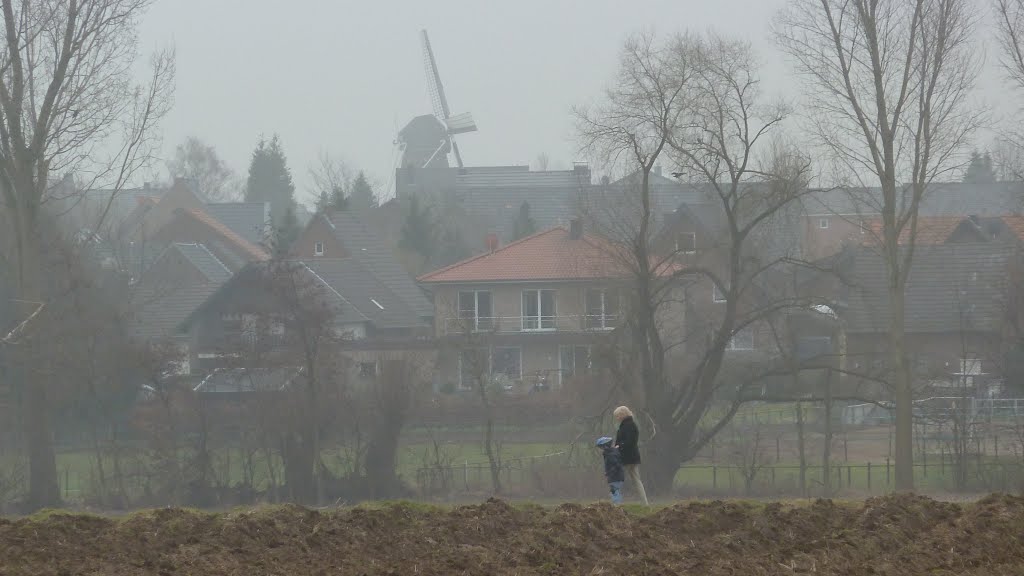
398 165 592 242
302 258 426 330
205 202 269 245
841 243 1013 333
128 243 232 340
128 283 221 340
806 182 1024 217
324 211 433 319
171 243 231 284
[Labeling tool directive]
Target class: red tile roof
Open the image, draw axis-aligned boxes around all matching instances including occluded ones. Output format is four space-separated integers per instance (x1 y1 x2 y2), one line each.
863 216 966 245
418 226 673 283
183 208 269 262
1000 215 1024 241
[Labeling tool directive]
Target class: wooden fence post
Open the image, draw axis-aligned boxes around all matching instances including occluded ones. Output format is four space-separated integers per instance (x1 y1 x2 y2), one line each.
867 462 872 492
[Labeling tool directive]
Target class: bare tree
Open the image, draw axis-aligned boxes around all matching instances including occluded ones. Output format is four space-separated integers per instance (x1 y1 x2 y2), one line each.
774 0 982 491
576 31 819 493
166 136 239 202
731 421 772 496
0 0 174 509
259 259 341 504
308 150 354 212
996 0 1024 90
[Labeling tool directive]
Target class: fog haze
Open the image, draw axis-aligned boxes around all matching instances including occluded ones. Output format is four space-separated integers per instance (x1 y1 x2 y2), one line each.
138 0 797 203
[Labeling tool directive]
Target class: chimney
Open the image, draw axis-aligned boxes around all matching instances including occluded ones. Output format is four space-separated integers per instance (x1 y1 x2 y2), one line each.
569 218 583 240
143 181 151 190
653 165 662 176
486 233 499 252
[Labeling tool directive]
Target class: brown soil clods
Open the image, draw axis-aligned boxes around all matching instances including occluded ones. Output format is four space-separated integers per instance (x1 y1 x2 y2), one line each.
2 494 1024 575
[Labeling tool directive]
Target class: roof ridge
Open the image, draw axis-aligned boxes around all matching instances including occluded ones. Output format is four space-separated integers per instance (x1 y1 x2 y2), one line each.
298 261 372 323
183 207 268 261
417 226 568 282
194 243 232 277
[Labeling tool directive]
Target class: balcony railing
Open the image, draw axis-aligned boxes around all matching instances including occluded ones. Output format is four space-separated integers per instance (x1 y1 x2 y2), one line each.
443 315 619 335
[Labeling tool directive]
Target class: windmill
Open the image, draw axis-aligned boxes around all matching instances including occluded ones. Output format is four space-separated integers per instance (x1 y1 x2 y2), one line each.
397 30 477 169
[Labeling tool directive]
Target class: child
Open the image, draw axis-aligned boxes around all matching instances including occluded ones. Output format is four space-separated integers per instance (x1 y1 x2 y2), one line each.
595 436 625 504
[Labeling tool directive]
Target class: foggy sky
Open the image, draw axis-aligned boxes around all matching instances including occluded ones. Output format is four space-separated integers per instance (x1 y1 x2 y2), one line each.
138 0 1014 205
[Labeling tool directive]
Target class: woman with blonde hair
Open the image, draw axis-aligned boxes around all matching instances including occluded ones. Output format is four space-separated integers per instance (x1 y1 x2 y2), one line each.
613 405 649 505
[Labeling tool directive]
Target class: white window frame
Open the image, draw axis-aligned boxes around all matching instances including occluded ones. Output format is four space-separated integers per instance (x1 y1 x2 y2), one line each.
358 360 378 378
521 289 556 331
458 290 493 331
818 218 830 229
959 358 982 375
458 347 489 389
585 288 619 330
314 241 324 256
712 283 727 303
726 328 754 351
491 346 522 381
675 231 696 254
458 346 522 388
559 345 591 386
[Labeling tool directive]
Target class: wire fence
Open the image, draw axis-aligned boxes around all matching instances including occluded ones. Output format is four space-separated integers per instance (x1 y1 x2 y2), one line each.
415 452 1024 500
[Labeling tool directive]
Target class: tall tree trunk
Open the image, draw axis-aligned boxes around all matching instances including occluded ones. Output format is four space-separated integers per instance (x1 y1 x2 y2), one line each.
16 227 59 510
796 400 807 496
823 370 833 494
889 287 914 491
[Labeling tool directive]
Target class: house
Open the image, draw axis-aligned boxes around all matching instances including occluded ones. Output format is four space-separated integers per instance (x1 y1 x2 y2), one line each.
802 182 1024 260
861 214 1024 246
582 168 713 238
126 243 233 346
393 164 593 246
290 209 433 323
417 221 642 390
147 208 268 274
204 202 271 246
802 242 1021 397
178 255 435 378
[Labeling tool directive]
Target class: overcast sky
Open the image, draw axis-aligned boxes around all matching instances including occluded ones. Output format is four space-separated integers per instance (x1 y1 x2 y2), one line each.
138 0 1013 206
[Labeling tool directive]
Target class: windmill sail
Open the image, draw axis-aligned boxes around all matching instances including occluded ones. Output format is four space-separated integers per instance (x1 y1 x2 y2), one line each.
419 30 476 168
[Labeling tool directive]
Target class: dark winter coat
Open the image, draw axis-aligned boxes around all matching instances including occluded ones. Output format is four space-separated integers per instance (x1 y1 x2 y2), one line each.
615 416 641 465
600 445 625 483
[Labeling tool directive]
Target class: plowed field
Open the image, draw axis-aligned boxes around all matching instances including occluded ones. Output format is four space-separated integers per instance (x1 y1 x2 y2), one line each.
2 494 1023 575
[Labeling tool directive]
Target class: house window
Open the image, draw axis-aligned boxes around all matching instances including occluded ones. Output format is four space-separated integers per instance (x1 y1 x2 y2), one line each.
586 288 620 330
726 328 754 350
959 358 982 375
459 347 489 389
796 336 831 362
818 218 830 229
459 347 521 389
314 241 324 256
916 354 930 374
458 290 493 331
359 361 378 378
675 232 696 253
559 345 591 386
712 283 727 303
522 289 556 330
491 347 522 381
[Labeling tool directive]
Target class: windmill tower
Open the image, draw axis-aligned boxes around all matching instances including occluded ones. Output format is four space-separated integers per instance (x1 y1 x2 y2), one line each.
397 30 477 169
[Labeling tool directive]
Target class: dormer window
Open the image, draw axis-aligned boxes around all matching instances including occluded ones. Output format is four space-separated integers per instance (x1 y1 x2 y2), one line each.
675 232 696 254
314 241 324 256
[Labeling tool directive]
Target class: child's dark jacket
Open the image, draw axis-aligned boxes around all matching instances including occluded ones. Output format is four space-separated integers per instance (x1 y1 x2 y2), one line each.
601 446 625 483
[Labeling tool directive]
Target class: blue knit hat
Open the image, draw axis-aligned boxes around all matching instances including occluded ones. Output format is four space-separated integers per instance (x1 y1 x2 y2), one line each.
595 436 614 447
